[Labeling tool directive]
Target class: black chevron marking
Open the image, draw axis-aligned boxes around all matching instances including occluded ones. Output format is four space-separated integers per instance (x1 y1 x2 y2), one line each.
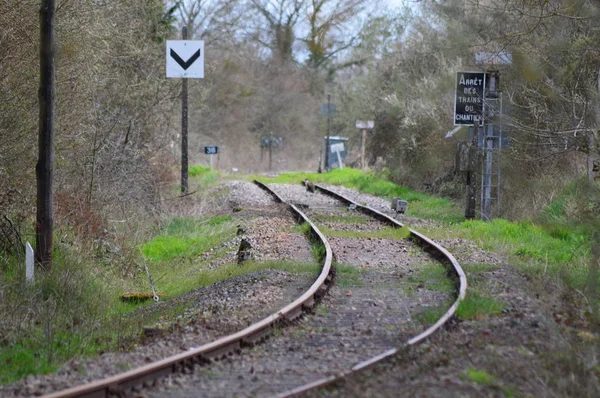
170 48 201 70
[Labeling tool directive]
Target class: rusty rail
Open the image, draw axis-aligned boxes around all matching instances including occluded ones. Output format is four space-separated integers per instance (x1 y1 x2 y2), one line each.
275 182 467 397
42 181 333 398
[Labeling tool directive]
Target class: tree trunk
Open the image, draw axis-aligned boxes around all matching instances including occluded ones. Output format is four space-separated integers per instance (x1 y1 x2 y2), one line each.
589 133 600 182
36 0 56 272
591 67 600 182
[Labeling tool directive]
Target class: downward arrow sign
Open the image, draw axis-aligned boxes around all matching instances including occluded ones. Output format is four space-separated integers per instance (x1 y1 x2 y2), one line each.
170 48 201 70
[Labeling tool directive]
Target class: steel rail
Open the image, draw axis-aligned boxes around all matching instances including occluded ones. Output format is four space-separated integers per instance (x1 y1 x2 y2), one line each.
275 182 467 397
42 181 333 398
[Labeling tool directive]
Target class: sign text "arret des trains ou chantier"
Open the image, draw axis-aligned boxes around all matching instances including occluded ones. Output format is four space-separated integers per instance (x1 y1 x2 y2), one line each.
454 71 486 126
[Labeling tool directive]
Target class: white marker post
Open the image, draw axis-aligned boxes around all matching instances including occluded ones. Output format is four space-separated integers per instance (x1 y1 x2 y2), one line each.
25 242 34 284
356 120 375 170
330 143 345 170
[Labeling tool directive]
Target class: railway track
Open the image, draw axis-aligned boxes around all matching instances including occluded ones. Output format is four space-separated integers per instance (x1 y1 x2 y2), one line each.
40 180 465 398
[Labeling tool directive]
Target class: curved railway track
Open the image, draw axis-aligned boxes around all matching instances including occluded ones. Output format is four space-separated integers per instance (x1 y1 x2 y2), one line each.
41 180 465 398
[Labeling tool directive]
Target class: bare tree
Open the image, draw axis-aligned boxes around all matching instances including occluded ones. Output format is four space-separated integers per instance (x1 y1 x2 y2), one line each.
173 0 243 44
304 0 368 69
249 0 305 62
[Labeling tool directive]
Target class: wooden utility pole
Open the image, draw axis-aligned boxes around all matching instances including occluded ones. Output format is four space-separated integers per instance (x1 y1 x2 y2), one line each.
36 0 56 271
325 94 331 171
180 26 189 193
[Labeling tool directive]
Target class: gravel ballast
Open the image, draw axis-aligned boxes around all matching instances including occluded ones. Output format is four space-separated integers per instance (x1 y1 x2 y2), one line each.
142 183 454 398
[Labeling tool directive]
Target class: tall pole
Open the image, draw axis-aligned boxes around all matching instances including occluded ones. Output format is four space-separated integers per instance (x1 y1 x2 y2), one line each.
36 0 56 271
483 124 493 220
465 126 477 220
325 94 331 171
361 129 367 169
180 26 189 194
269 134 273 172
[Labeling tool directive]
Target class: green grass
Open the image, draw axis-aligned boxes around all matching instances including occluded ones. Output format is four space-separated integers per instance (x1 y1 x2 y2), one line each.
189 164 219 186
253 168 463 223
257 168 597 298
461 367 515 396
141 215 234 262
334 263 365 288
413 302 451 324
456 291 504 320
407 263 455 293
462 367 496 386
421 217 591 291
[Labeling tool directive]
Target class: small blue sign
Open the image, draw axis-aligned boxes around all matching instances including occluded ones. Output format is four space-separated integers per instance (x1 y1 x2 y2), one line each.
322 103 336 116
204 146 218 154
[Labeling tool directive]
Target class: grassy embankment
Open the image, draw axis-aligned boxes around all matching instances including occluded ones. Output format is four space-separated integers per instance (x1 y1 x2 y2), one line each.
0 165 319 384
256 168 595 321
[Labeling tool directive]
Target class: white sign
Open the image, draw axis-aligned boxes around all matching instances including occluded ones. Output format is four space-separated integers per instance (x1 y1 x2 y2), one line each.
25 242 34 284
166 40 204 78
356 120 375 129
330 143 345 153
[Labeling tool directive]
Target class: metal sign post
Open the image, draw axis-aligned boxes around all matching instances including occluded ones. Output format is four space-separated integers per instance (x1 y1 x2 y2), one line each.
356 120 375 169
260 135 282 172
204 146 218 172
454 71 485 219
322 95 336 171
166 30 204 193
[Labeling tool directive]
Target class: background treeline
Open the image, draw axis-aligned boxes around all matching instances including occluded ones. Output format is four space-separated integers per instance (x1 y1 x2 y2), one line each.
2 0 600 246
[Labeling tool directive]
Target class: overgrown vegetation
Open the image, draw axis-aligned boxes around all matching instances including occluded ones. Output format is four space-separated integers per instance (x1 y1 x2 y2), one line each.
456 291 505 321
0 214 234 384
189 165 220 187
255 168 463 223
264 169 595 293
334 263 365 288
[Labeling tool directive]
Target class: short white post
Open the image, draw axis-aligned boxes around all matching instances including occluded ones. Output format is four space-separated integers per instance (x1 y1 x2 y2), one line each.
210 154 213 172
25 242 34 284
336 151 343 170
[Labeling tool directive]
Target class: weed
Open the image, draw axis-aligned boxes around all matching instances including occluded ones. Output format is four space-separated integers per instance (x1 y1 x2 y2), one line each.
311 242 327 262
293 222 313 235
406 263 455 293
413 303 449 325
334 263 365 288
316 306 329 317
456 291 504 320
189 165 219 186
462 367 496 386
141 215 236 263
